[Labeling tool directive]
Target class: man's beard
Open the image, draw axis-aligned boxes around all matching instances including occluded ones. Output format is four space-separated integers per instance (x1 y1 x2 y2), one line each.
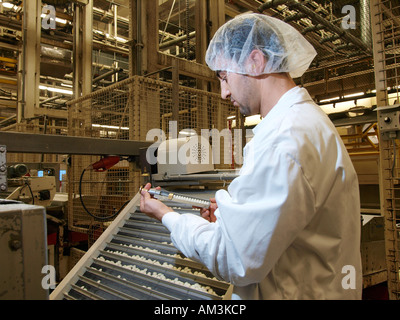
238 104 252 116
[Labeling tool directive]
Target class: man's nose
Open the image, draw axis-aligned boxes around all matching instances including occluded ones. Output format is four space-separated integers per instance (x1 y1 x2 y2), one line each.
220 82 231 100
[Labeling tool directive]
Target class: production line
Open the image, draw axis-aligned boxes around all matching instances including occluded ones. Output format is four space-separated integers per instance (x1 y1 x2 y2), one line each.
47 135 247 300
50 191 231 300
1 135 238 300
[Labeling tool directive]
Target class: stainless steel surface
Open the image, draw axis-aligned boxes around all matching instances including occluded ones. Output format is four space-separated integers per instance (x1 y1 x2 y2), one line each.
0 145 6 192
0 203 48 299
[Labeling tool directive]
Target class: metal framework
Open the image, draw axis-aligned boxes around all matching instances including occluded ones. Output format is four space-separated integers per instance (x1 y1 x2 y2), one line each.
66 74 237 240
371 0 400 300
0 131 150 156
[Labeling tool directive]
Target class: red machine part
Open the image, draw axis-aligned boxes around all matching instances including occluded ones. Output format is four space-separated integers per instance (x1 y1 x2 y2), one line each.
88 156 121 172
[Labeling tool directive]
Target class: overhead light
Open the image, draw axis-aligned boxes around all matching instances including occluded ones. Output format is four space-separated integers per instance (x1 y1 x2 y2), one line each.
245 115 262 126
2 2 17 9
92 124 129 131
387 85 400 91
2 2 13 8
39 85 73 95
179 130 197 136
320 97 340 103
40 14 67 25
343 92 364 98
55 17 67 25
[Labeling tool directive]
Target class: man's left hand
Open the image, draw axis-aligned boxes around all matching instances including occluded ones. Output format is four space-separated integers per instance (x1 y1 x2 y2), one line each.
140 183 172 222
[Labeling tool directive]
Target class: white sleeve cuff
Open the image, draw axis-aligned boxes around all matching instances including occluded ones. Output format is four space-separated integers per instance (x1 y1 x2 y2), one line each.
161 211 181 232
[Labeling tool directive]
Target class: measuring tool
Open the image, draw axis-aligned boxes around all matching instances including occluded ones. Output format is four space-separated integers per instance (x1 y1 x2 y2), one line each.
140 187 211 209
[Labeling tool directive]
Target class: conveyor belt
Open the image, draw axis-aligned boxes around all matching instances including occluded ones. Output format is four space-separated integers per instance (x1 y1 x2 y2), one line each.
50 193 231 300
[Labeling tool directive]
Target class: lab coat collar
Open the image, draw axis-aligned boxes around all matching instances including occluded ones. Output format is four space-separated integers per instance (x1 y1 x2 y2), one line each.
253 86 314 136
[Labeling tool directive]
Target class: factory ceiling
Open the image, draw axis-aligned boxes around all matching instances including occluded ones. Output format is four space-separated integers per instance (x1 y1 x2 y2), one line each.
0 0 396 122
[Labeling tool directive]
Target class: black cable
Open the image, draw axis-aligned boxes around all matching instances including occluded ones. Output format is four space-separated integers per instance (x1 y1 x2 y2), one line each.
26 182 34 204
19 180 34 204
79 167 130 221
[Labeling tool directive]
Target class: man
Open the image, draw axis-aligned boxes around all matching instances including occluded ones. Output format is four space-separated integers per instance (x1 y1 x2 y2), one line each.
140 13 362 299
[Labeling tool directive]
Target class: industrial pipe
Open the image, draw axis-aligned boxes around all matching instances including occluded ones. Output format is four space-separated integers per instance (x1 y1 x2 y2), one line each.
159 31 196 49
93 68 123 84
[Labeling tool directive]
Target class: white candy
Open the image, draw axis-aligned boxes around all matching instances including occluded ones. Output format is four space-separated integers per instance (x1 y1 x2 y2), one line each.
96 247 220 297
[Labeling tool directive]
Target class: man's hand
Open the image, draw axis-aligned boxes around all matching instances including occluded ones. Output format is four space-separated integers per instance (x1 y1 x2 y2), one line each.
140 183 172 222
200 198 218 222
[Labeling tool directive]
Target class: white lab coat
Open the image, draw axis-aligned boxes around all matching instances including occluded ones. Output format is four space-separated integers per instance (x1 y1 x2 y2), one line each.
162 86 362 300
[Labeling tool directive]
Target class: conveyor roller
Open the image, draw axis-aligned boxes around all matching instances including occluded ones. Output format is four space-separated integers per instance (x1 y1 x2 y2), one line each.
50 192 231 300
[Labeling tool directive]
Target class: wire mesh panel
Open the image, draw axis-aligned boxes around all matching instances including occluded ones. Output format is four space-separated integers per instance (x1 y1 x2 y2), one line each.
69 157 133 238
371 0 400 300
67 75 239 241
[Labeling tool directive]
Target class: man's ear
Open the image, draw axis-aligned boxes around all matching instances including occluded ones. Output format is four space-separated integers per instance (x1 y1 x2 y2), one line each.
248 49 266 75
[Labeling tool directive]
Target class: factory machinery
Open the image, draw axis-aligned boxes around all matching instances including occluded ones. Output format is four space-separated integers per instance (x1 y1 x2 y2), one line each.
1 129 394 299
51 137 235 300
50 191 232 300
1 133 237 300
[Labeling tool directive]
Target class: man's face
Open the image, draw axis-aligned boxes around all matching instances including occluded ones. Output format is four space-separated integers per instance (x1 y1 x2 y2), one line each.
216 70 258 116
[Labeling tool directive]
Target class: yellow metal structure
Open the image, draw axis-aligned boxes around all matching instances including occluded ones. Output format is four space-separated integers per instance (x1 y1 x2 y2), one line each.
371 0 400 300
66 75 235 242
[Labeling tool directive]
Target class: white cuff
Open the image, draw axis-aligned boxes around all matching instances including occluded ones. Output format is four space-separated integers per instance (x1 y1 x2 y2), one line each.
161 211 181 232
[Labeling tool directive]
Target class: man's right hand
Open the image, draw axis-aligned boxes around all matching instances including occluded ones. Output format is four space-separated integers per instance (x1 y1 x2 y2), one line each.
200 198 218 223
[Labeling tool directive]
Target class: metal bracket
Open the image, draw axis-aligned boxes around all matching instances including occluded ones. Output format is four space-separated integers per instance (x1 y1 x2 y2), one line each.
0 145 7 192
376 104 400 140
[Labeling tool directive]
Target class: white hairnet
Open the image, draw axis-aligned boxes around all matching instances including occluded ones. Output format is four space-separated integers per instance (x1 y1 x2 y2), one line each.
205 13 317 78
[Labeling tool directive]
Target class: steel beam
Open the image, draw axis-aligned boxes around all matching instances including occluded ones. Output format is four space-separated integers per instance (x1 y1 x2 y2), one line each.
19 0 41 120
73 0 93 99
0 132 151 157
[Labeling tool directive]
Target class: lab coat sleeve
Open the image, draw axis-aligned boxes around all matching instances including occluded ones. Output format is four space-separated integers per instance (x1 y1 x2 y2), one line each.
162 146 317 286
